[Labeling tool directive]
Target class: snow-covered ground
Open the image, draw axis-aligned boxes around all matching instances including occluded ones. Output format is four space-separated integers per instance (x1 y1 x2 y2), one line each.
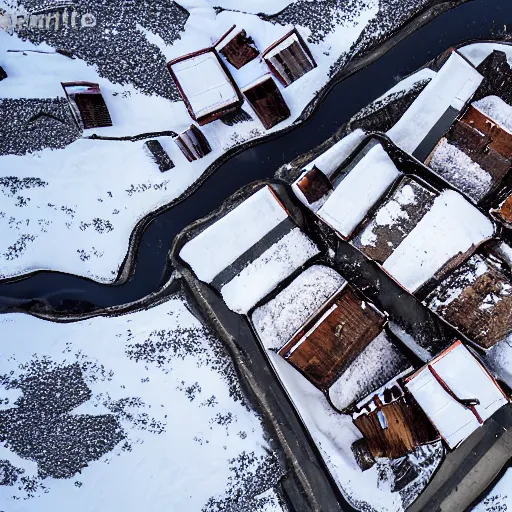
0 295 286 511
0 0 378 282
472 467 512 512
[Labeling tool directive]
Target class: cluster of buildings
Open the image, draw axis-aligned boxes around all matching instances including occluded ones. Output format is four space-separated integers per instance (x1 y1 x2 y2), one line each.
0 22 317 173
176 45 512 503
165 25 316 164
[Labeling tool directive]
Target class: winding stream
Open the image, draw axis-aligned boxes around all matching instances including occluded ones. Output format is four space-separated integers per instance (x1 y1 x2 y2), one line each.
1 0 511 312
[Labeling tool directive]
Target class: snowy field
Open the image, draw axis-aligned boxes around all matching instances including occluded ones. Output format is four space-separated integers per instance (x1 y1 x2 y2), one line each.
472 467 512 511
0 0 380 282
0 295 286 511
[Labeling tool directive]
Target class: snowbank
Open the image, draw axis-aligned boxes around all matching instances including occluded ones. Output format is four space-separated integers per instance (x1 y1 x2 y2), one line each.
383 190 494 292
252 265 345 350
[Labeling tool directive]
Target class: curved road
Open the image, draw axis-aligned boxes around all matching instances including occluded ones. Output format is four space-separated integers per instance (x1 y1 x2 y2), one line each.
1 0 511 312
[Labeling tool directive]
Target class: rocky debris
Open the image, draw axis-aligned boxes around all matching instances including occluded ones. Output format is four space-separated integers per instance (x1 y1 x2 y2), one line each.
0 361 125 479
268 0 366 44
0 98 81 155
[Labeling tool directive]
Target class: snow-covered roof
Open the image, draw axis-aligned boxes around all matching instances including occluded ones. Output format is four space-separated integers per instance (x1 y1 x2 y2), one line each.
329 331 411 411
428 138 492 202
220 227 319 314
291 129 367 210
316 143 401 238
264 32 303 60
387 52 483 157
180 186 289 284
180 185 319 314
251 265 346 350
405 341 508 449
473 95 512 134
214 25 244 51
383 189 494 292
169 51 239 119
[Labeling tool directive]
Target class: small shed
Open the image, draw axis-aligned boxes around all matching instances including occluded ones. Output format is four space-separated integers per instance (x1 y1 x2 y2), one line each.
174 125 211 162
215 25 259 70
168 48 243 125
261 28 316 87
293 166 333 206
144 139 174 172
279 286 387 390
405 341 508 449
0 65 7 81
61 82 112 130
426 253 512 350
242 75 291 129
352 381 439 466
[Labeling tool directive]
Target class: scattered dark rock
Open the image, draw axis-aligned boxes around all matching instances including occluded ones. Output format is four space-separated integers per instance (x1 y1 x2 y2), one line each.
0 362 125 479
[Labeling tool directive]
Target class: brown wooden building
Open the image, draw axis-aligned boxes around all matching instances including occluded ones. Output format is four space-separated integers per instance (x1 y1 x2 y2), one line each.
294 166 333 206
279 285 387 390
352 387 438 467
174 125 212 162
167 48 243 125
242 75 291 129
426 104 512 201
61 81 112 130
215 25 259 69
261 28 317 87
426 253 512 349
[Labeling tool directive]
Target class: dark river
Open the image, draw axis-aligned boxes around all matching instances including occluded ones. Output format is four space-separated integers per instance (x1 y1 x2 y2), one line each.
1 0 512 312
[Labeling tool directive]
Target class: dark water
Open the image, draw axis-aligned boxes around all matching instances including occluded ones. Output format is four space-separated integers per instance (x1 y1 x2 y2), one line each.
1 0 512 311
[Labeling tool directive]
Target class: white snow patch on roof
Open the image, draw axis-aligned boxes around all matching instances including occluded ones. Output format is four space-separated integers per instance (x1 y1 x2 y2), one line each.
458 41 512 68
252 265 346 350
387 52 483 155
428 139 493 202
406 342 508 449
328 332 410 411
180 186 288 283
473 95 512 133
171 52 239 118
383 190 494 292
317 144 401 238
221 227 319 314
